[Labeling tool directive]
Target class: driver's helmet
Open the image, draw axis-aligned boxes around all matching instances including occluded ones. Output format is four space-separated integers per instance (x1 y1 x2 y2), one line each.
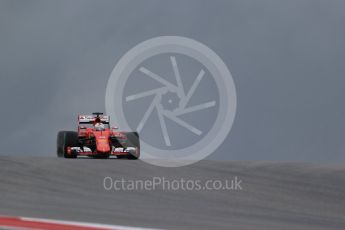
94 122 105 131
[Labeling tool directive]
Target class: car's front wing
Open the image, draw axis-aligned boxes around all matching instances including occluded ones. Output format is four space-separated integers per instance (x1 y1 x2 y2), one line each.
66 146 137 156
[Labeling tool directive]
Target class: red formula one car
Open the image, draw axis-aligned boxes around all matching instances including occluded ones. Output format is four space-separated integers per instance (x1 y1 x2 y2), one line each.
57 113 140 159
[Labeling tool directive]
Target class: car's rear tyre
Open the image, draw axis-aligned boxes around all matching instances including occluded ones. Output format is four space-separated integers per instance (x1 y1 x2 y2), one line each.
123 132 140 160
57 131 78 158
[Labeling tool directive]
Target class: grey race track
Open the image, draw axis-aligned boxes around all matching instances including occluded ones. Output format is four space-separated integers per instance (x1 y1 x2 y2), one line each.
0 156 345 230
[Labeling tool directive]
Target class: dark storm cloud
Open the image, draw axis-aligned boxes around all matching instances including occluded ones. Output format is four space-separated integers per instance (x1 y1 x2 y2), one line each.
0 0 344 162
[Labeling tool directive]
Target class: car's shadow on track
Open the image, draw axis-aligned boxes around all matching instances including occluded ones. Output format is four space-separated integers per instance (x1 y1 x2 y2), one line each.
67 156 137 160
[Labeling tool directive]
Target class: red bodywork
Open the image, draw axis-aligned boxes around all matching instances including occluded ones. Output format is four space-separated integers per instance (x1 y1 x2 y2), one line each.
66 114 138 157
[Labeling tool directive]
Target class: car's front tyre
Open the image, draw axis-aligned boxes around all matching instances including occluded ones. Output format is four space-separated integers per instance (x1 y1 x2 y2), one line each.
123 132 140 160
57 131 78 158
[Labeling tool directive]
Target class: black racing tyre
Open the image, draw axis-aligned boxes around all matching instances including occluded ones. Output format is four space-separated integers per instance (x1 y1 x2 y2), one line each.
57 131 64 158
123 132 140 160
57 131 78 158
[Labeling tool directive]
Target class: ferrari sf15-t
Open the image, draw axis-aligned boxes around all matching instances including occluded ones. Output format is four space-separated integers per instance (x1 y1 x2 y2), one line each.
57 113 140 159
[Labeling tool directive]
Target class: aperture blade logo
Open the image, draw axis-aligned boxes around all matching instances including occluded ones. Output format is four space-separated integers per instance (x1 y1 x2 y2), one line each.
105 36 236 167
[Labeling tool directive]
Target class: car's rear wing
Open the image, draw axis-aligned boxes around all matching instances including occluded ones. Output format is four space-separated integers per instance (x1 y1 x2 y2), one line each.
78 115 110 124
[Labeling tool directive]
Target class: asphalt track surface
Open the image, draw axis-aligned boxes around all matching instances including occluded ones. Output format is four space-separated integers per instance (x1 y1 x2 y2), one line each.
0 156 345 230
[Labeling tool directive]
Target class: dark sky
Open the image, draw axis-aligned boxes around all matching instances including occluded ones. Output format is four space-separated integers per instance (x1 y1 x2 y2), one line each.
0 0 345 162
